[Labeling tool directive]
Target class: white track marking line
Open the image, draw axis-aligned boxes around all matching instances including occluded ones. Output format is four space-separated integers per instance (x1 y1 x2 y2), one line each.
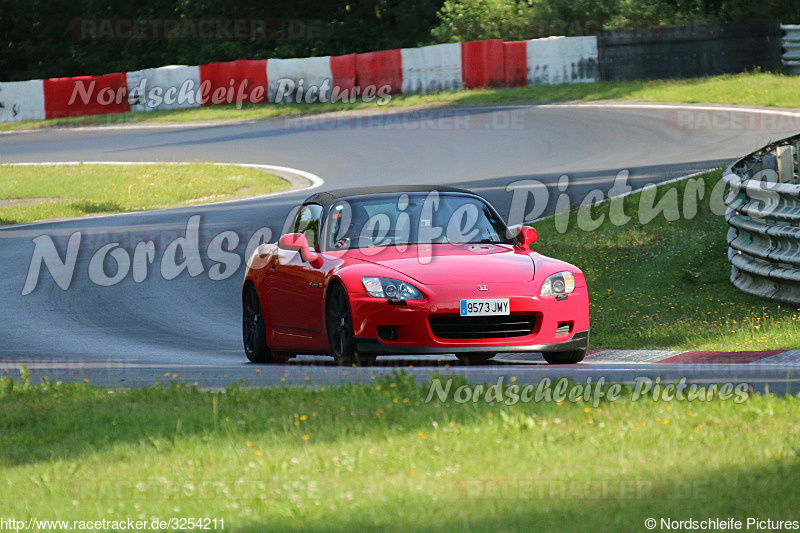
537 102 800 119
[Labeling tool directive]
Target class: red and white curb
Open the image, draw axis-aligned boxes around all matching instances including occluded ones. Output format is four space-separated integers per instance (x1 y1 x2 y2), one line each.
495 349 800 365
1 350 798 370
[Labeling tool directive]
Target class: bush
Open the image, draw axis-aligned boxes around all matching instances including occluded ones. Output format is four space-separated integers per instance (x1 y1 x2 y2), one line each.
431 0 536 43
431 0 799 43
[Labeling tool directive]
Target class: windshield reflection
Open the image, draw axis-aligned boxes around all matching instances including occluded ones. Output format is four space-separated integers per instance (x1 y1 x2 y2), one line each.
324 192 514 251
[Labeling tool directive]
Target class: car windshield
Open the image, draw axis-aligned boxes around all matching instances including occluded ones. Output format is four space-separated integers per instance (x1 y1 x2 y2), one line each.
323 192 514 250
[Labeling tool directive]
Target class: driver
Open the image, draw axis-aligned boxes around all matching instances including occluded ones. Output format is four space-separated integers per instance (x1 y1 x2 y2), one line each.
332 203 369 249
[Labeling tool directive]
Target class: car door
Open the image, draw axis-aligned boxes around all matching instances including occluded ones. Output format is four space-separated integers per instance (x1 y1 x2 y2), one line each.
270 203 328 350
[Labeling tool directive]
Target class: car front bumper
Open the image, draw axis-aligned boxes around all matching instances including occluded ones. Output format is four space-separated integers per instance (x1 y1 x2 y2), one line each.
354 330 589 356
346 281 590 356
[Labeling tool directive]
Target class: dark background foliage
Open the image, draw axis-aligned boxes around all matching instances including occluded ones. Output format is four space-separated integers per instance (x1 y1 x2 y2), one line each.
0 0 795 81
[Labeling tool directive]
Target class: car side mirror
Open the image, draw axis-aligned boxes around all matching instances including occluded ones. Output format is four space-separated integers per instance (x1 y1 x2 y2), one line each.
278 233 320 264
516 226 538 249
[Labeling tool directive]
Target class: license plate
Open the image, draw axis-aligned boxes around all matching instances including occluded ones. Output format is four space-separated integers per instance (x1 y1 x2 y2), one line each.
460 298 510 316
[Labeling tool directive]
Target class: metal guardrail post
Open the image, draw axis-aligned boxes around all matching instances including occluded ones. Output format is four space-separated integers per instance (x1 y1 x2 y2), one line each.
725 133 800 303
782 24 800 74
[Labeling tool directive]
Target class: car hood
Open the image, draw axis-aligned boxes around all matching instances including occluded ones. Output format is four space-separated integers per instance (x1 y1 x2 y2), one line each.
344 244 535 285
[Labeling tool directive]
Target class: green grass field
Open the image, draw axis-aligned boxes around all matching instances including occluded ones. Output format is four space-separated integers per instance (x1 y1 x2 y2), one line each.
532 169 800 351
0 163 289 225
1 71 798 132
0 372 798 532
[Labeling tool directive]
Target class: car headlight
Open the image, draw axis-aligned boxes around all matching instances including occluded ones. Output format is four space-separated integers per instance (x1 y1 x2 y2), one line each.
540 271 576 297
362 277 424 300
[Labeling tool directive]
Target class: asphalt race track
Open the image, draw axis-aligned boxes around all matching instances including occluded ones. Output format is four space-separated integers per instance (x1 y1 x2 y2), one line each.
2 103 799 393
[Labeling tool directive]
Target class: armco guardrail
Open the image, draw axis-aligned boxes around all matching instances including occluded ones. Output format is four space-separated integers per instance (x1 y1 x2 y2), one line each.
724 133 800 303
782 24 800 74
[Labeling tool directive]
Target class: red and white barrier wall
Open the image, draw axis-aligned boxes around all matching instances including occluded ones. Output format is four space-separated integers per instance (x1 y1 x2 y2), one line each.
401 43 463 94
330 54 357 100
0 80 46 123
127 65 201 112
527 36 599 85
199 60 268 105
267 56 331 103
356 50 403 94
266 54 356 103
461 39 505 89
43 72 130 119
503 41 529 87
1 36 600 123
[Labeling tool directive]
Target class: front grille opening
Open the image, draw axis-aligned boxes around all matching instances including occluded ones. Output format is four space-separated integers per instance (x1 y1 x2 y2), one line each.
429 315 536 339
556 322 573 336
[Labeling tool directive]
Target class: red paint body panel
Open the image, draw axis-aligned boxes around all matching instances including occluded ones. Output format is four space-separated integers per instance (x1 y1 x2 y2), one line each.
342 244 535 285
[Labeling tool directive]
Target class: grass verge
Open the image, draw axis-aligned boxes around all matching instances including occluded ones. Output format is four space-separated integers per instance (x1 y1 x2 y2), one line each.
532 168 800 351
0 371 798 532
0 163 289 225
1 71 797 132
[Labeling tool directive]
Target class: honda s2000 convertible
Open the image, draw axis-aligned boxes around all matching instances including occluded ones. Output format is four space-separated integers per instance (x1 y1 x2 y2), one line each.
242 186 589 364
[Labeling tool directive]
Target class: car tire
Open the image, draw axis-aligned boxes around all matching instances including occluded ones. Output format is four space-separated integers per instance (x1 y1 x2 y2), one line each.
542 349 586 364
456 353 496 365
326 282 361 364
243 284 273 363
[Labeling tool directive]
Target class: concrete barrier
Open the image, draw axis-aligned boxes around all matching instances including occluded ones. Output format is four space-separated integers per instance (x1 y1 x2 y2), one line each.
127 65 201 112
43 72 130 119
526 36 599 85
461 40 505 89
355 49 403 94
401 43 462 94
199 60 268 105
0 80 46 123
267 56 332 103
503 41 528 87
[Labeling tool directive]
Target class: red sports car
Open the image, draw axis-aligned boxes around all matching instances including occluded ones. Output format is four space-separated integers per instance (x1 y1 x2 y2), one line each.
242 186 589 364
